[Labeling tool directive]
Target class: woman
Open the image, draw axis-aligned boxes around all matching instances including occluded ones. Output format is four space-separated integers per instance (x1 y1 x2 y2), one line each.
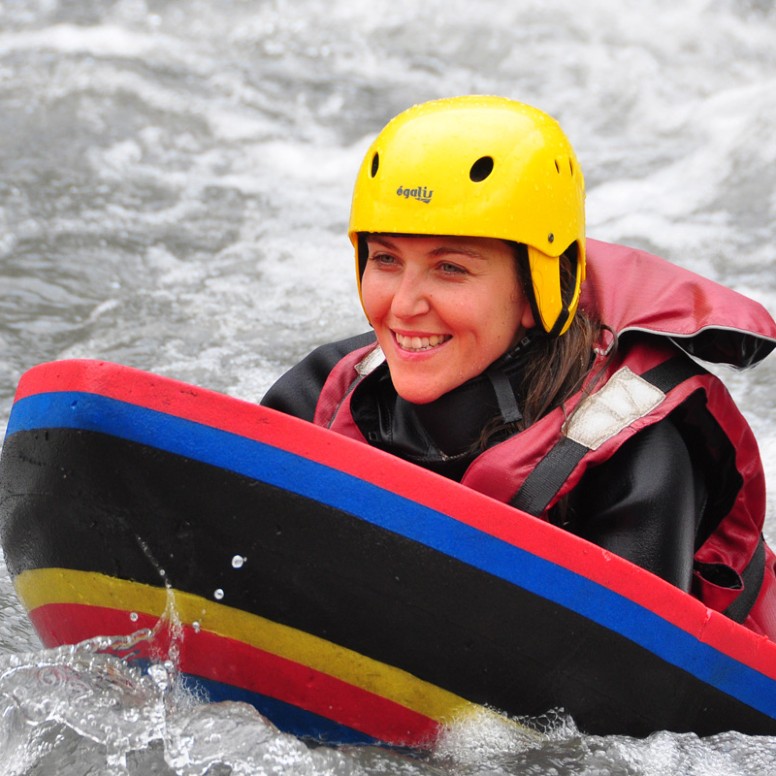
263 95 776 639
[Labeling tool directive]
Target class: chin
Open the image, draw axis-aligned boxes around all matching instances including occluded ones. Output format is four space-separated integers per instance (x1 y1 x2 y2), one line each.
400 394 438 405
392 381 446 405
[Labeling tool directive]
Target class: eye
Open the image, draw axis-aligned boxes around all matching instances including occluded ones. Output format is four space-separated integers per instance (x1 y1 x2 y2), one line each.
368 252 398 267
438 261 467 275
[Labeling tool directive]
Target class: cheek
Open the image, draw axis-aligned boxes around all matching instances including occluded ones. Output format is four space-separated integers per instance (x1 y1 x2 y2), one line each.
360 275 396 330
360 271 382 319
481 289 523 350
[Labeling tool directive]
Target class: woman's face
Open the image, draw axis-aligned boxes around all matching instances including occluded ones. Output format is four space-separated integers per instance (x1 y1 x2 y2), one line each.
361 234 535 404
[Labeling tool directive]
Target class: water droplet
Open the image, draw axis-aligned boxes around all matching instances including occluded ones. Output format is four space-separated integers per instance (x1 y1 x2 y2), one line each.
214 588 224 600
148 663 169 691
129 612 139 622
192 621 201 633
231 554 246 569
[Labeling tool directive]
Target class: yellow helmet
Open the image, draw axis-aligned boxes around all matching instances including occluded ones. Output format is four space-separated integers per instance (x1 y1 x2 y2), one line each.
348 95 586 336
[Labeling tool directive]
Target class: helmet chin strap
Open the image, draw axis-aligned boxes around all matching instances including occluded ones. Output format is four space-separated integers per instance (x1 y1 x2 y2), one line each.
485 364 522 425
483 332 536 425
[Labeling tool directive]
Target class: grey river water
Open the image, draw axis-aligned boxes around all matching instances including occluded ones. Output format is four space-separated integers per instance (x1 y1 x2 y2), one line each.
1 1 776 773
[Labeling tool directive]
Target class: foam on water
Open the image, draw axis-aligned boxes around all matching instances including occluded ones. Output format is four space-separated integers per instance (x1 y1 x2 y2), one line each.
1 636 774 775
1 0 776 772
0 636 372 776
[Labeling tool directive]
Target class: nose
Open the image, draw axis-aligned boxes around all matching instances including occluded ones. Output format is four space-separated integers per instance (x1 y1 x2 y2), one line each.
390 270 431 319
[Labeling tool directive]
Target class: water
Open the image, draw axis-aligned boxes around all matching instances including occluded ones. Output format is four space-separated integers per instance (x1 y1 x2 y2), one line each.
1 0 776 772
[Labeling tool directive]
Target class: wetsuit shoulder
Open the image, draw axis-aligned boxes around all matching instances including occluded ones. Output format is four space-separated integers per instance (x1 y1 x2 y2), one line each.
568 417 705 591
261 331 376 422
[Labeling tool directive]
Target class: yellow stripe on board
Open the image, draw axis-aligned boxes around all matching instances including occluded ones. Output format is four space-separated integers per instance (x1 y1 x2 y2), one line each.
15 567 484 726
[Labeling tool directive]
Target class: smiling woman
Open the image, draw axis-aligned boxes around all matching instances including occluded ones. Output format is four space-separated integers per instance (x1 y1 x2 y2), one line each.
262 95 776 641
361 235 532 404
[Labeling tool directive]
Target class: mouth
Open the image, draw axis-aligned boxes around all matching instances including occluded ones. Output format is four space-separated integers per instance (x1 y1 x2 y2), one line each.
394 331 451 352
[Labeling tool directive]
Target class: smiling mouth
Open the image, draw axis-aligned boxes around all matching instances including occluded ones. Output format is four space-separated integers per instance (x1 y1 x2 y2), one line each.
394 332 451 352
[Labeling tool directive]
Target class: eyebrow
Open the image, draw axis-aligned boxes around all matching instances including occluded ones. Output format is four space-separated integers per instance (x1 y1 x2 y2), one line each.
366 235 487 260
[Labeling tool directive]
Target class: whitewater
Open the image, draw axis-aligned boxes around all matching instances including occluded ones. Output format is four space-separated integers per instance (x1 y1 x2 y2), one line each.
1 0 775 773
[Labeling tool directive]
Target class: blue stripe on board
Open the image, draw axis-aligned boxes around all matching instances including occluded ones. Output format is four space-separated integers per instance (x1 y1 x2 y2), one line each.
183 674 379 746
7 390 776 718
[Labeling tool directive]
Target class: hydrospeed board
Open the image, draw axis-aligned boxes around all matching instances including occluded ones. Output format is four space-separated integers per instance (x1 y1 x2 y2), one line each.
1 359 776 745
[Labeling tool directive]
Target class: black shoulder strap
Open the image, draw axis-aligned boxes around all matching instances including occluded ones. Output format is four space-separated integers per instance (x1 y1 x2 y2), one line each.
724 535 766 624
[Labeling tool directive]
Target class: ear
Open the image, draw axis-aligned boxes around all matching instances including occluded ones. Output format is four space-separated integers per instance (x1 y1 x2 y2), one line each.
520 302 536 331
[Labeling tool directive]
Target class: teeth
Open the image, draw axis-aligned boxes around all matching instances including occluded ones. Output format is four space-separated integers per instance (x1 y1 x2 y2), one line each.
396 333 449 351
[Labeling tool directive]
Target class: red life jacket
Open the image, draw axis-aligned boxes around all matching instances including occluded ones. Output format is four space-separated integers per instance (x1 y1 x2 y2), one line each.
314 239 776 639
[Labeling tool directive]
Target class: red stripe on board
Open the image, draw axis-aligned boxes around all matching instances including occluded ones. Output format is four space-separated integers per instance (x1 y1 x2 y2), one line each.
28 602 441 747
15 359 776 678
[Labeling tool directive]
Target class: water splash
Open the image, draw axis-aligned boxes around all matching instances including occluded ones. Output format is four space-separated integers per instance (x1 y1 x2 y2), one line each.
0 635 176 776
0 634 441 776
429 710 776 776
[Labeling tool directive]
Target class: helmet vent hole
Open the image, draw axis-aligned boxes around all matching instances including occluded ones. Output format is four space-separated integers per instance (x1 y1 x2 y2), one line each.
370 152 380 177
569 158 574 176
554 159 561 174
469 156 494 182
